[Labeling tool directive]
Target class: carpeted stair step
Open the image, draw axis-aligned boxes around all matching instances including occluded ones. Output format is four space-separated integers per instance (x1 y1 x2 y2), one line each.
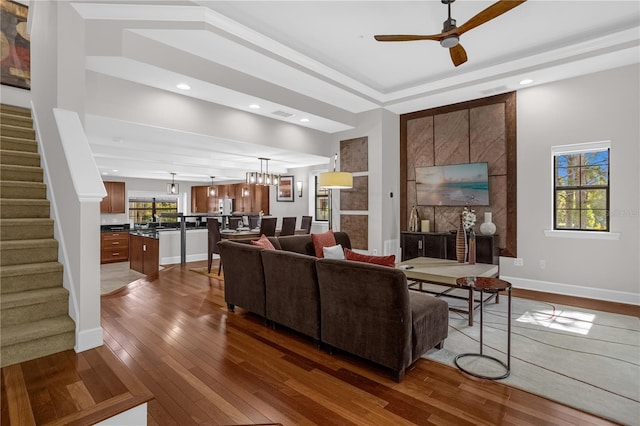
0 112 32 128
0 149 40 167
0 135 37 153
0 239 58 266
0 124 35 140
0 180 47 200
0 262 63 294
0 164 43 182
0 104 31 117
0 316 75 368
0 199 50 218
0 218 54 241
1 287 70 326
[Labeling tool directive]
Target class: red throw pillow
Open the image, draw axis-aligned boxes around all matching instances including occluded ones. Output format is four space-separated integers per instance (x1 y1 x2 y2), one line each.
250 234 275 250
311 230 337 258
344 248 396 268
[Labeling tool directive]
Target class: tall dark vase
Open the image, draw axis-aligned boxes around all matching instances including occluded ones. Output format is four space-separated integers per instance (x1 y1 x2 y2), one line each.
468 229 476 265
456 213 467 263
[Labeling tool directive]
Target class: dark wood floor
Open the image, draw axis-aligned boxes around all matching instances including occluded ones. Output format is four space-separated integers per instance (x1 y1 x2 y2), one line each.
4 260 635 425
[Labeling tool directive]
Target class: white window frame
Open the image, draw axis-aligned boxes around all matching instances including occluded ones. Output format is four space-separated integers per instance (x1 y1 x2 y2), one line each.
545 140 619 240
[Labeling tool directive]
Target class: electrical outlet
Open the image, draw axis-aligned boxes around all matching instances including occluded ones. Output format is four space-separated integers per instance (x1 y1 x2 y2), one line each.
371 249 378 255
539 260 546 269
514 258 524 266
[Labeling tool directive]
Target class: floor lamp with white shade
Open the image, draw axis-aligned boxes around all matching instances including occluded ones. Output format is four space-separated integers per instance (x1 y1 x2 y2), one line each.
319 153 353 230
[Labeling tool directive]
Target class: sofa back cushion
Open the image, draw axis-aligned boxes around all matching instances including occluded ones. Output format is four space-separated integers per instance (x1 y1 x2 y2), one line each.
274 232 352 256
261 249 320 339
316 258 411 372
344 248 395 267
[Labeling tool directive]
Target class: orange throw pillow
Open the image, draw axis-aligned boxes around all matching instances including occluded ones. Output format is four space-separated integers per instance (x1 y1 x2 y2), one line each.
344 248 396 268
250 234 275 250
311 230 337 258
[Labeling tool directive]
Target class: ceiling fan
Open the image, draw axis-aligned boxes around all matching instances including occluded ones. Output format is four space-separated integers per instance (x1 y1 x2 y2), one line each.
374 0 527 67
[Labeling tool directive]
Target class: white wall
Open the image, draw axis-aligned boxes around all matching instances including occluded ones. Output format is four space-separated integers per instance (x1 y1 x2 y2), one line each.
501 64 639 304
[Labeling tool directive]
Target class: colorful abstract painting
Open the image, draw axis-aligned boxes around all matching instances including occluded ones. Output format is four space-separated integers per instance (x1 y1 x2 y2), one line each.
1 0 30 90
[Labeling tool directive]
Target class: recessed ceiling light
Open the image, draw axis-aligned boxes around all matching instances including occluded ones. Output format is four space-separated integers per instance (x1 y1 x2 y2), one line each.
520 79 534 85
249 104 261 109
102 172 108 175
112 169 118 173
176 83 191 90
300 118 309 123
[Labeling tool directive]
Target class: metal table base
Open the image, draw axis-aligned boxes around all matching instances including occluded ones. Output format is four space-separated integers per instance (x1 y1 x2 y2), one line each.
454 280 511 380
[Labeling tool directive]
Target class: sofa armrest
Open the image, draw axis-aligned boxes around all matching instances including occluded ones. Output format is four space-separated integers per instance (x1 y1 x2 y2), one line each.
217 240 267 316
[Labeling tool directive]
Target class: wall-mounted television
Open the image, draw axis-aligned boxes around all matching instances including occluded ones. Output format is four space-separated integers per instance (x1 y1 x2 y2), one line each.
415 162 489 206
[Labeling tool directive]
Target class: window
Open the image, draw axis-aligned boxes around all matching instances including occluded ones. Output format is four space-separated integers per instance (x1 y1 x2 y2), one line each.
314 175 329 222
553 142 609 231
129 197 178 223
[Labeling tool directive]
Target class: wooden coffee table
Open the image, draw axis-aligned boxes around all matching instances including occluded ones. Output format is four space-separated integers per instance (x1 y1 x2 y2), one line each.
397 257 499 326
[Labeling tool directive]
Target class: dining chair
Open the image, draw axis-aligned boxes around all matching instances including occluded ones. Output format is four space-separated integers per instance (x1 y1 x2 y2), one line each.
228 217 243 230
301 215 312 234
259 217 277 237
248 215 260 229
207 218 223 275
279 217 296 236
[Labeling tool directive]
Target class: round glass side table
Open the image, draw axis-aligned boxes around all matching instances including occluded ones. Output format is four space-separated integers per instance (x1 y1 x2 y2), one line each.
454 276 512 380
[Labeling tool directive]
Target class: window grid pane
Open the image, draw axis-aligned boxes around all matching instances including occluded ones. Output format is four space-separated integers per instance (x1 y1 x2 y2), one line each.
554 148 609 231
315 176 328 222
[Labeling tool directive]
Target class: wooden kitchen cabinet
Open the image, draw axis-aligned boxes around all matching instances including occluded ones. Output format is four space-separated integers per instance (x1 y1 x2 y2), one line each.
191 186 211 213
100 181 125 213
129 234 159 278
100 231 129 263
190 183 270 214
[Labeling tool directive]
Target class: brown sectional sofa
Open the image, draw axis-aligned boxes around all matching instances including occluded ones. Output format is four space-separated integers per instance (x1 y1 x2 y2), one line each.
217 233 448 381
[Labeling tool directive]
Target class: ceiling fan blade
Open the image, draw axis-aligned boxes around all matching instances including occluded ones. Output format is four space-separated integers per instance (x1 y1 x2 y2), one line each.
450 44 468 67
458 0 527 36
374 34 441 42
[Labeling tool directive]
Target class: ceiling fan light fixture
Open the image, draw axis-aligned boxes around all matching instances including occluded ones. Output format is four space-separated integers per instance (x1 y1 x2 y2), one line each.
440 35 459 48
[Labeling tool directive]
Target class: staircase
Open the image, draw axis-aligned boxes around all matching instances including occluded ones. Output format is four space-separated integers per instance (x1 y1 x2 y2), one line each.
0 104 75 368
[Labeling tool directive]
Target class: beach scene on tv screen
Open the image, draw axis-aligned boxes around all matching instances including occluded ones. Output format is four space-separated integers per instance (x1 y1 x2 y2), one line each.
416 162 489 206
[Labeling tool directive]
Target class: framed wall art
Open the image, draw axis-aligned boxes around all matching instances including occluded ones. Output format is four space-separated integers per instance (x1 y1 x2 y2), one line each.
1 0 30 90
276 175 294 202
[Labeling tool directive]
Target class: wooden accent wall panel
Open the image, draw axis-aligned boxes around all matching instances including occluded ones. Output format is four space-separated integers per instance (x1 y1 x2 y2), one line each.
340 137 368 172
341 215 368 250
340 176 368 211
339 137 368 247
400 92 517 257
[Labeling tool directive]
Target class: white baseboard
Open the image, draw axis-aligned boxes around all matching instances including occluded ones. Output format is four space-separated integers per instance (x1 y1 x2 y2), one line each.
500 275 640 305
95 403 147 426
160 253 209 265
75 327 104 352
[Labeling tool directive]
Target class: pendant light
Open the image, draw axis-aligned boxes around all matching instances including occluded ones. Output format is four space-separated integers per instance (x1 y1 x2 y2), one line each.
245 157 280 186
166 172 179 194
208 176 216 196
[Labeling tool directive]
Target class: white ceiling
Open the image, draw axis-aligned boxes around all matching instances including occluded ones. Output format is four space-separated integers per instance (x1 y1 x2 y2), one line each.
68 0 640 183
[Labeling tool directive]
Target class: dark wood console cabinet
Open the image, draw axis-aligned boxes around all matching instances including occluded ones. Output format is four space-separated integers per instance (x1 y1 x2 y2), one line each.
401 232 499 265
129 234 159 279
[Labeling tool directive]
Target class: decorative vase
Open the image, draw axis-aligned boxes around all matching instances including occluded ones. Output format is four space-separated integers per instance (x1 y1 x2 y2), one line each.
456 213 467 263
409 206 420 232
480 212 496 236
468 229 476 265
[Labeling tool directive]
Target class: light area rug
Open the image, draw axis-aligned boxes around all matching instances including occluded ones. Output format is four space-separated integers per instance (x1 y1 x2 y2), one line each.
421 289 640 425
